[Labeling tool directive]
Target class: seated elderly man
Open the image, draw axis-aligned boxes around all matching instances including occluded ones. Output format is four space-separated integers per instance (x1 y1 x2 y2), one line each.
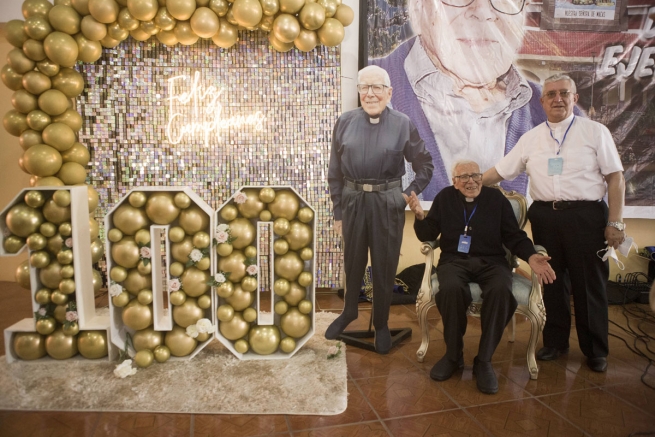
405 160 555 394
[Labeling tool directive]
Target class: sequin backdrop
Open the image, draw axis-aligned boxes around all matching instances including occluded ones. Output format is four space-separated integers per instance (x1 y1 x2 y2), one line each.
77 33 343 288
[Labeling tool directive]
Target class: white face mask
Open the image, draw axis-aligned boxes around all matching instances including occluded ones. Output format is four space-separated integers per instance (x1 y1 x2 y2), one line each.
596 236 637 270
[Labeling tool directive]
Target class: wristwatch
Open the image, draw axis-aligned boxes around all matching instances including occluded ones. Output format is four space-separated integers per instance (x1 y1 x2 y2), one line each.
607 221 625 231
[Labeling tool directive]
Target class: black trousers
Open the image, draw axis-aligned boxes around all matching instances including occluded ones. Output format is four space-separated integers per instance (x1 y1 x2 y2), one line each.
341 185 406 329
528 201 609 358
436 258 516 362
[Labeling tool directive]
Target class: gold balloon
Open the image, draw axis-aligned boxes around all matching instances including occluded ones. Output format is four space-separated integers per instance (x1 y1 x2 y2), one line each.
128 28 149 42
24 15 53 41
13 332 46 360
280 0 305 13
280 307 311 338
156 29 178 45
225 283 254 311
134 228 150 245
228 218 255 249
88 0 120 23
180 266 210 297
218 250 247 282
57 162 87 185
236 189 265 219
53 109 83 132
122 299 153 330
280 336 296 353
318 0 336 16
123 268 152 293
26 110 51 131
299 247 313 261
141 20 160 36
40 222 56 237
217 304 235 322
52 67 85 98
57 250 73 265
60 265 74 279
23 39 47 63
77 330 108 358
333 3 353 26
81 15 107 40
153 345 171 362
268 189 299 220
298 299 313 314
173 192 191 209
220 204 238 221
216 242 233 257
110 265 128 282
284 220 312 250
6 203 44 237
294 29 318 52
127 0 158 20
272 13 300 43
155 7 177 30
30 250 51 268
273 238 289 255
171 235 194 263
219 312 250 340
173 297 205 327
118 7 140 30
61 142 90 166
243 245 257 258
52 190 71 207
46 233 64 254
165 325 197 357
192 231 210 249
169 261 185 277
241 307 256 322
44 32 79 68
8 49 36 75
12 89 38 114
35 288 52 304
197 294 211 309
274 251 304 281
4 110 29 136
249 325 280 355
241 275 257 292
190 7 220 37
20 130 44 150
138 289 153 305
49 5 82 34
88 186 99 214
231 0 262 28
112 236 140 269
135 349 155 367
167 0 196 20
317 17 344 46
179 205 209 235
168 226 185 243
54 304 67 323
234 338 249 353
173 21 199 45
132 326 162 351
4 235 26 253
36 317 57 335
75 33 103 62
298 271 313 287
297 207 314 223
274 300 288 315
42 122 76 152
1 65 25 91
169 290 186 306
59 277 76 294
107 228 123 242
23 0 54 18
34 176 65 187
38 260 62 289
260 0 279 16
259 210 272 221
128 191 147 208
211 19 237 48
62 321 79 336
273 278 290 296
112 203 150 235
273 217 290 236
36 59 60 77
5 19 29 49
284 281 307 306
145 192 181 224
22 145 63 177
216 280 234 298
45 328 78 359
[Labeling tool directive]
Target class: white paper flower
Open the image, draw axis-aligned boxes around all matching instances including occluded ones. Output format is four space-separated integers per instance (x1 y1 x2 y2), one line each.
186 324 199 338
234 191 247 204
109 283 123 297
215 273 226 284
215 231 229 244
140 247 151 259
169 278 181 292
246 265 258 276
37 308 46 316
216 223 229 233
327 346 338 356
189 249 203 262
196 318 213 334
65 238 73 248
65 311 78 322
114 359 137 378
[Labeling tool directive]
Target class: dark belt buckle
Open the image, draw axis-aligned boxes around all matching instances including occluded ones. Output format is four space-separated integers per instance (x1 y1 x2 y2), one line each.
552 201 565 210
362 184 373 192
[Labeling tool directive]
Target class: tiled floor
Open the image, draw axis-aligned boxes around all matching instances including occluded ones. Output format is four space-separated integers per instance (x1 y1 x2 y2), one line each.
1 281 654 436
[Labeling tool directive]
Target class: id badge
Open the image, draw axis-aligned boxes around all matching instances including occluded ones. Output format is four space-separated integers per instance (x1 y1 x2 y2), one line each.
457 235 471 253
548 157 563 175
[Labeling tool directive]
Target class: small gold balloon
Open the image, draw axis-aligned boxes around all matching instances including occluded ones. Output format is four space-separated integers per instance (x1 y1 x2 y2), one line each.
211 19 238 48
317 17 344 46
268 189 300 220
280 307 311 338
298 299 313 314
12 89 38 114
8 50 36 76
219 312 250 340
2 65 25 91
38 90 70 117
60 264 74 278
272 13 300 43
62 322 79 336
299 247 313 261
76 33 103 62
52 67 85 98
216 304 235 322
58 222 72 237
36 59 60 77
49 5 82 34
122 299 153 330
138 289 153 305
196 331 210 342
171 235 194 264
132 326 162 351
179 205 210 235
24 190 45 208
111 236 140 269
153 345 171 362
26 110 50 131
53 109 83 132
58 278 76 294
242 307 257 322
127 29 148 43
145 192 181 225
56 162 87 185
123 268 152 294
333 3 353 25
294 28 318 52
45 328 78 359
225 284 254 311
241 275 258 292
169 290 187 306
297 207 314 223
30 250 51 268
24 15 53 41
134 228 150 246
127 0 158 20
112 291 130 307
167 0 196 20
216 242 233 256
112 203 150 235
169 261 185 277
231 0 263 28
280 336 296 353
36 317 57 335
234 338 249 354
35 288 52 304
273 218 290 236
13 332 47 360
57 250 73 265
23 0 54 18
88 0 120 23
173 192 191 209
4 235 26 253
128 191 147 208
220 204 238 221
258 187 276 203
155 6 177 30
273 278 290 296
273 238 289 255
249 325 280 355
196 257 210 271
52 190 71 207
22 70 50 94
39 260 62 289
5 19 29 49
274 300 289 315
298 271 313 287
165 325 197 357
168 226 186 243
190 7 220 38
260 0 279 15
284 281 307 306
197 294 211 309
299 1 324 30
89 186 100 213
77 330 109 359
192 231 211 249
243 245 257 258
135 349 155 367
217 250 247 282
173 21 199 46
216 280 234 298
107 228 123 242
54 304 67 323
269 32 294 52
92 239 104 264
259 210 272 221
118 7 140 30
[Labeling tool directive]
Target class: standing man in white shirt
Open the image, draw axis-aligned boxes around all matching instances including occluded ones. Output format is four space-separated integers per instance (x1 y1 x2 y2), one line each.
483 73 625 373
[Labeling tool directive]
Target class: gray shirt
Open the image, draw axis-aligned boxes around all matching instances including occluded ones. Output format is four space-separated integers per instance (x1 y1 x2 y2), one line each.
328 107 434 220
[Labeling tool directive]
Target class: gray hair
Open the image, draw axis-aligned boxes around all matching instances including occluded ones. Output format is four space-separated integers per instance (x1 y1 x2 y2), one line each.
358 65 391 87
543 73 577 94
451 159 480 176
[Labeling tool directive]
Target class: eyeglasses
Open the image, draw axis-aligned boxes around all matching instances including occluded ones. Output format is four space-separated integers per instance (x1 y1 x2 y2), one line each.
543 90 573 100
357 84 388 95
441 0 525 15
454 173 483 182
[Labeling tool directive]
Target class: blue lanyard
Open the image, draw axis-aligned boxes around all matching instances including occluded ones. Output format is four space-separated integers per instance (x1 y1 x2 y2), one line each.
546 115 575 155
463 204 477 236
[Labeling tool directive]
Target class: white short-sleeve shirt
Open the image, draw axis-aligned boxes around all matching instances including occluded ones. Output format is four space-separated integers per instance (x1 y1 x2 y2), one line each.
495 114 623 201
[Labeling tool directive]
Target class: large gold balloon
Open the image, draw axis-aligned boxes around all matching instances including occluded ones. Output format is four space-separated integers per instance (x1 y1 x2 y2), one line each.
52 68 85 98
53 109 83 132
77 330 109 359
171 235 193 263
23 39 47 62
42 122 76 151
179 204 209 235
44 32 79 68
13 332 47 360
42 198 71 225
6 203 44 237
88 0 120 23
317 17 344 46
272 13 300 43
23 0 54 18
123 268 152 293
228 218 255 249
4 110 28 136
274 251 304 281
165 325 197 357
218 250 247 282
190 7 220 37
49 5 81 34
294 29 318 52
154 7 176 30
268 189 299 220
5 20 29 49
45 328 78 359
15 260 31 289
284 281 307 305
231 0 262 28
180 266 210 297
333 3 353 26
219 312 250 340
7 49 36 75
249 325 281 355
145 191 180 224
75 33 103 62
56 162 87 185
225 283 254 311
81 15 107 40
1 65 25 91
118 7 140 30
167 0 196 20
122 299 153 330
212 19 238 48
112 236 140 269
112 203 150 235
22 145 62 177
280 307 311 338
24 15 53 40
156 29 178 45
173 297 204 327
127 0 158 20
283 220 312 250
12 89 38 114
236 189 265 218
132 326 163 351
26 110 51 131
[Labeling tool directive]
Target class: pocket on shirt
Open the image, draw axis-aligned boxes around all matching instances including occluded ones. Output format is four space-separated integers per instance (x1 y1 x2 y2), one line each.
383 149 405 176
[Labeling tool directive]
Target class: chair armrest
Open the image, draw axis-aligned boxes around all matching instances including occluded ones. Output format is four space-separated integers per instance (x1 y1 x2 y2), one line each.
417 240 438 305
528 244 549 303
420 240 439 254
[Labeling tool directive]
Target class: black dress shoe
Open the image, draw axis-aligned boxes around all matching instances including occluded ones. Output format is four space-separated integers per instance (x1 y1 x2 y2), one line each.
325 314 356 340
473 357 498 394
374 326 392 354
536 347 569 361
430 354 464 381
587 357 607 372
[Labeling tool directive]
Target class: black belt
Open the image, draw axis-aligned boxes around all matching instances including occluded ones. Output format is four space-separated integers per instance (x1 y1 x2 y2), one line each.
344 179 401 192
533 200 600 210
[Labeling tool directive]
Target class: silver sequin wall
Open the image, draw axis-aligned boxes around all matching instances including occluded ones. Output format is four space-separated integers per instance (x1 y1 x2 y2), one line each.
76 33 344 288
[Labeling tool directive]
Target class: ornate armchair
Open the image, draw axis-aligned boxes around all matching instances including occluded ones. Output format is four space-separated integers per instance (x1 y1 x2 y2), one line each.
415 186 547 379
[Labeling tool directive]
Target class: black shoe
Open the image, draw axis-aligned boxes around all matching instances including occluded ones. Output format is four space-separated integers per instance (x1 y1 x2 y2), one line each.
536 347 569 361
374 326 392 354
325 314 356 340
587 357 607 372
473 356 498 394
430 354 464 381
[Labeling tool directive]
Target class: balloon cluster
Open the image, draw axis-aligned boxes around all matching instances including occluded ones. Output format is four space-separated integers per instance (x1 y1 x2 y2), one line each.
108 190 212 365
216 187 314 356
4 188 108 361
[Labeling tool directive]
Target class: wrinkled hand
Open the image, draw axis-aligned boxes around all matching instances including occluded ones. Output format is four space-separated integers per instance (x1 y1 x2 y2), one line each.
334 220 342 236
528 254 556 286
402 191 425 220
604 226 625 250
